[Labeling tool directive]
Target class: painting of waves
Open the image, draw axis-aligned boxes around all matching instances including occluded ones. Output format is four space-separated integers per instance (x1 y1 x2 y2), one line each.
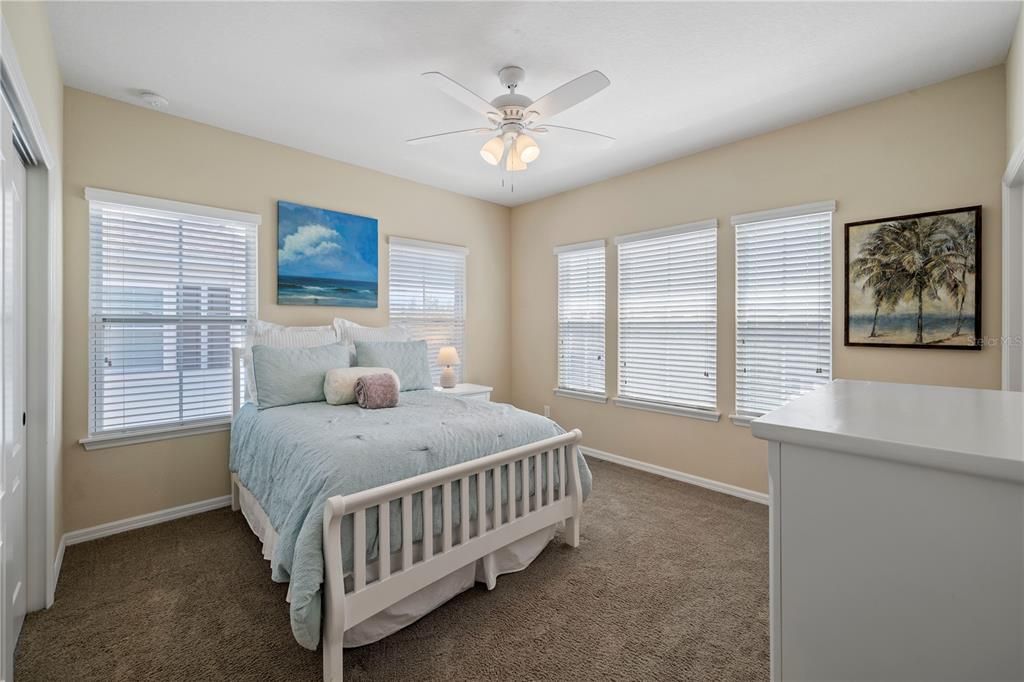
277 275 377 307
845 206 981 349
277 200 378 308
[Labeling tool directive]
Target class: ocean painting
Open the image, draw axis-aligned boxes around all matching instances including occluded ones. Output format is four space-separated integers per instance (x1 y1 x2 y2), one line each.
277 201 378 307
845 206 981 349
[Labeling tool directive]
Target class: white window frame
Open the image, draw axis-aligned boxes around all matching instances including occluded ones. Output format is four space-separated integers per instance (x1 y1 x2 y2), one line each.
730 200 834 426
387 236 468 385
79 189 260 450
553 239 607 402
614 219 720 422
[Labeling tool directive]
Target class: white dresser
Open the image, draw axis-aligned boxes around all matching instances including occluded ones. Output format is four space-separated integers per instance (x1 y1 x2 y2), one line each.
752 380 1024 682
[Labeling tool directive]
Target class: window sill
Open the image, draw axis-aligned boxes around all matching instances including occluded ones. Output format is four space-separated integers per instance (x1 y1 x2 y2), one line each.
729 414 757 428
612 397 721 422
79 418 231 451
552 388 608 404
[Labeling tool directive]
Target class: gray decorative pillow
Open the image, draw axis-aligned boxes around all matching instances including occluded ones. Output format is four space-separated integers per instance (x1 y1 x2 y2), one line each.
252 343 349 409
354 340 432 391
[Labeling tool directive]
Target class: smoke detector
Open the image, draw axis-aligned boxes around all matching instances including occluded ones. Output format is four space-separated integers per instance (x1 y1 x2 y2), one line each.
139 91 169 109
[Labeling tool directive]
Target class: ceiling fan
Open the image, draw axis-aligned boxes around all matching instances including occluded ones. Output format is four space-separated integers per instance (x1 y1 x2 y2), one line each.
407 66 614 172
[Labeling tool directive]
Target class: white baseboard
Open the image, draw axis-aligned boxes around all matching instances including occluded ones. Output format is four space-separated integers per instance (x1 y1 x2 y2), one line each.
62 495 233 547
580 446 769 505
49 536 65 606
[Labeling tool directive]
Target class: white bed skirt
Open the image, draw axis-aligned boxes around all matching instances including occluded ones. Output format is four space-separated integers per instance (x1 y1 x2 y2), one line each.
236 479 557 647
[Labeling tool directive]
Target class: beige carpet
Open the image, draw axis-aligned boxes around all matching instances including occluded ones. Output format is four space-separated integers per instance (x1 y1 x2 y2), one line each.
16 458 769 681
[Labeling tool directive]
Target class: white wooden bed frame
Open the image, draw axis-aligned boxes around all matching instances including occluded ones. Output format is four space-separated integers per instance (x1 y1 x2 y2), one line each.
228 348 585 681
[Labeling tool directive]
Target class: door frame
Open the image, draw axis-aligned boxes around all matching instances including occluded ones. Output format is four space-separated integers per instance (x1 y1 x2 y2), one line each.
1 18 63 609
1003 139 1024 392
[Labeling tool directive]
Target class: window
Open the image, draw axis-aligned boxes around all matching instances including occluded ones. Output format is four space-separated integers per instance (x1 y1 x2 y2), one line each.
388 237 467 384
733 201 833 422
554 240 606 400
615 220 718 419
85 189 258 442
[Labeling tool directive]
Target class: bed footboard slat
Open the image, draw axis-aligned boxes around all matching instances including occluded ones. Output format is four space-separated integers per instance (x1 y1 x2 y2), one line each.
401 494 413 571
442 481 453 552
378 501 390 581
476 471 486 538
546 450 555 506
353 509 366 591
459 476 470 545
422 488 433 562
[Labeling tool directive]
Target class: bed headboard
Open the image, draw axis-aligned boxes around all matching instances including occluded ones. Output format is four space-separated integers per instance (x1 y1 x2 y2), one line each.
232 346 243 416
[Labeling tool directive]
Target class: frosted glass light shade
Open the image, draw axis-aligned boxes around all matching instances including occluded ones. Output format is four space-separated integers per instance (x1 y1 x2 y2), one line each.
516 134 540 163
437 346 460 366
505 148 527 172
480 137 504 165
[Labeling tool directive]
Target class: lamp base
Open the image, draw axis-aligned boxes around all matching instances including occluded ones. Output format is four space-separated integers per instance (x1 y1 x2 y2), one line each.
440 366 457 389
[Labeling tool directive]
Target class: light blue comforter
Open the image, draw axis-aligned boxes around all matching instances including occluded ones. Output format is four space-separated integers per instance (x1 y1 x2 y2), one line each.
229 390 592 650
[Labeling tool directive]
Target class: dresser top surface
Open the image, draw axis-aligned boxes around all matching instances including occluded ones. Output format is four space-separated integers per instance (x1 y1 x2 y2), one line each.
751 380 1024 482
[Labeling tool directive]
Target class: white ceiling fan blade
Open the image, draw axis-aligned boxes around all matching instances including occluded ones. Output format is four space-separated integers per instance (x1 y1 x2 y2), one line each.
406 128 494 145
528 70 610 122
533 124 615 147
422 72 499 120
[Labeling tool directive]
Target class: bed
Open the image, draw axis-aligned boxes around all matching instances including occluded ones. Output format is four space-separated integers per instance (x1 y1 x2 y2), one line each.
227 348 592 681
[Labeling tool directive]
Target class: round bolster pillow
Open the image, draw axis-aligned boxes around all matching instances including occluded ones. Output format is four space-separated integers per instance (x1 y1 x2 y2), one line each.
324 366 401 405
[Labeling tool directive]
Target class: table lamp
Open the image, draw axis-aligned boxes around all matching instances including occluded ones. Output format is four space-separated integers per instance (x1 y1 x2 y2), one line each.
437 346 460 388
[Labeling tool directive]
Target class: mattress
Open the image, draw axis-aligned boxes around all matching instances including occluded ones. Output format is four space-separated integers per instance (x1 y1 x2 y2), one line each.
229 389 593 650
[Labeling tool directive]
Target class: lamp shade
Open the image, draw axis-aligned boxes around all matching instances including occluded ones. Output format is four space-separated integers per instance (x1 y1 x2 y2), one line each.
505 148 527 172
480 137 504 166
437 346 461 366
515 134 540 163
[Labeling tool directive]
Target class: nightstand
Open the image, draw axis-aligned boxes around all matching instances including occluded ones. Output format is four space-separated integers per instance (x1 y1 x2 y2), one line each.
434 383 493 401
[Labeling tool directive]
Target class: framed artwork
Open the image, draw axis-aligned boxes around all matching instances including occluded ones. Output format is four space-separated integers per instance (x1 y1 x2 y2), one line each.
845 205 981 350
277 200 378 307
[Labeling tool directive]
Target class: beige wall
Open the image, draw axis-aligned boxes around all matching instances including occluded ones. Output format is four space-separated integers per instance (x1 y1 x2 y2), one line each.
1008 7 1024 161
62 88 512 532
510 67 1006 494
3 0 65 574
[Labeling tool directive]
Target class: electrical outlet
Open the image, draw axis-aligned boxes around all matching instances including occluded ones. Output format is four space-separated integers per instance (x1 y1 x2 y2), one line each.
543 405 551 418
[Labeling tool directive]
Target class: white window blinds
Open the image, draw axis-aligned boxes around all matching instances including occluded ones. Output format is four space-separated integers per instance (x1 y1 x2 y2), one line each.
555 241 606 397
616 220 718 413
87 189 258 436
734 202 833 419
388 237 467 384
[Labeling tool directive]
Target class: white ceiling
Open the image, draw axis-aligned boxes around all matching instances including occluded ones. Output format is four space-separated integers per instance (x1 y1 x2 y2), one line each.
48 2 1019 207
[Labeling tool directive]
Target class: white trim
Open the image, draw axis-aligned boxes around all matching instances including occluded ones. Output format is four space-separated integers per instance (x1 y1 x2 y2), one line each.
612 396 721 422
3 16 63 610
729 414 755 427
51 537 65 597
1002 138 1024 392
731 200 836 226
614 218 717 245
85 187 262 226
580 445 769 505
553 239 605 255
63 495 233 546
388 235 468 255
553 387 608 403
79 418 230 451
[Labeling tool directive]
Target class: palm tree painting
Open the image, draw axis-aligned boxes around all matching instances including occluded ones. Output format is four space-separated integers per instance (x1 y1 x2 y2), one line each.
845 206 981 349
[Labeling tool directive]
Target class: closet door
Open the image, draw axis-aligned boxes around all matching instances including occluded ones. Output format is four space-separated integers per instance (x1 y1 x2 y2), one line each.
1 92 28 680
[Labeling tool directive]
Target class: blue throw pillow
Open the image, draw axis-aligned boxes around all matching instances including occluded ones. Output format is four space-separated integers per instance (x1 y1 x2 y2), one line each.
354 340 432 391
251 343 349 409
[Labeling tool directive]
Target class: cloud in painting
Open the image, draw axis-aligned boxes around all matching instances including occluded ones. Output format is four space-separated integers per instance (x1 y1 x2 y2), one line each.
278 224 342 264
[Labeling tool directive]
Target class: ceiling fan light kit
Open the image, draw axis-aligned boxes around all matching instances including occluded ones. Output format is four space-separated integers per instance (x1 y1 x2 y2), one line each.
410 65 613 182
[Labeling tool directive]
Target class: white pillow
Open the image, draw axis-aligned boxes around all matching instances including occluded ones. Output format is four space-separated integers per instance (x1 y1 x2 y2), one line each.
324 366 401 405
333 318 410 364
243 320 338 403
